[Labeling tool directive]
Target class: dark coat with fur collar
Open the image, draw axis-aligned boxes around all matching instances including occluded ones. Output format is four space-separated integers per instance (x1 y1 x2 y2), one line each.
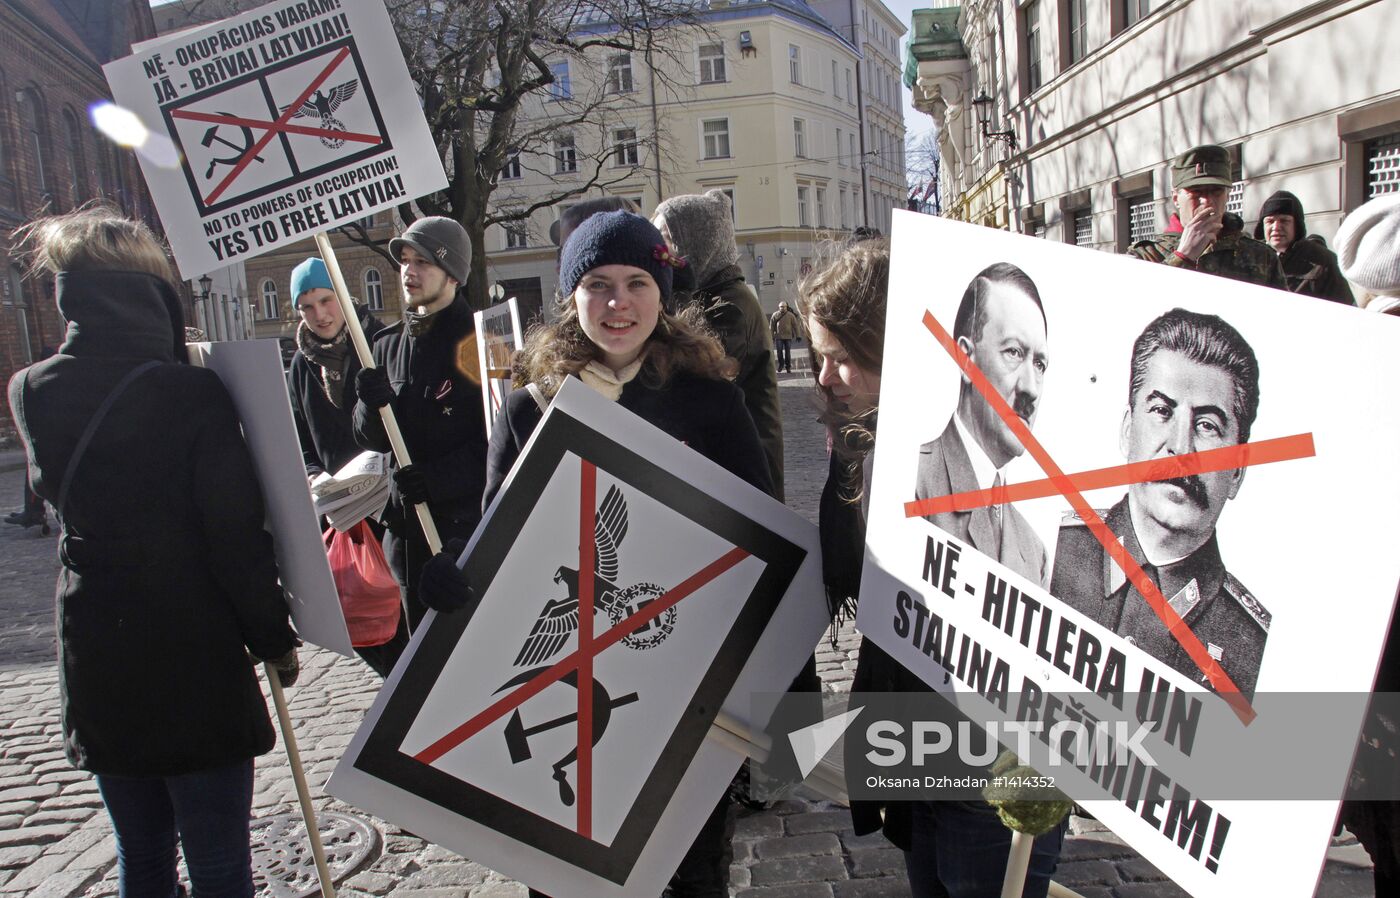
7 271 296 776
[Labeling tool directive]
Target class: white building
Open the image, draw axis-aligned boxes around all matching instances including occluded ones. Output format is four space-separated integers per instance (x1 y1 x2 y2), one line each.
485 0 907 313
907 0 1400 247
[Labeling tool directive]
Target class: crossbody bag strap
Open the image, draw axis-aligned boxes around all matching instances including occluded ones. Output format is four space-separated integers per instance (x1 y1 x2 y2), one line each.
525 382 549 414
55 360 162 519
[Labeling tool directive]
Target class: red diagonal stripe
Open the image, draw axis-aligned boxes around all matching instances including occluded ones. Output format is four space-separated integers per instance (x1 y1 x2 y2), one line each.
904 434 1315 517
169 108 382 145
576 461 597 838
202 45 351 205
412 545 751 765
921 310 1257 724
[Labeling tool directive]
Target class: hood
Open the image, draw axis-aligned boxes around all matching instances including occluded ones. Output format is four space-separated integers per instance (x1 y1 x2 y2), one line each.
654 190 741 288
1253 190 1307 242
56 270 185 362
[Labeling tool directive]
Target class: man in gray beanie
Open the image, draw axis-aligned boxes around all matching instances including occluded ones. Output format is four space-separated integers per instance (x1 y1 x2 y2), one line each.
653 190 785 499
353 216 488 629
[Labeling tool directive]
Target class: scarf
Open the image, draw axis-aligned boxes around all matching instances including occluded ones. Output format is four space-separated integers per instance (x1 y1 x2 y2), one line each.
296 320 354 408
577 357 644 401
405 305 443 338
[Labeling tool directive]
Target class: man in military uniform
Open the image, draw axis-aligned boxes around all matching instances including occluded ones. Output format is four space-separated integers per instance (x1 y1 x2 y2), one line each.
1128 144 1286 291
915 262 1050 589
1051 308 1269 699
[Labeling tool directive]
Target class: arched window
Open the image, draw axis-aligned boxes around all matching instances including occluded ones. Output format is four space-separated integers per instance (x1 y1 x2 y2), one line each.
363 268 383 311
261 279 279 320
15 89 50 196
62 108 86 205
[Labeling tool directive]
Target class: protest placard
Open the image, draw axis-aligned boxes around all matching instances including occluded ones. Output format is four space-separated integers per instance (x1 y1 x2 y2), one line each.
328 379 827 897
103 0 446 278
475 299 524 438
854 211 1400 898
190 338 352 657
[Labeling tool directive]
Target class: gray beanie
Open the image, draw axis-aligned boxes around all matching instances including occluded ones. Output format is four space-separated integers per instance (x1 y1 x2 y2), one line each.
390 216 471 284
1336 193 1400 297
653 189 741 287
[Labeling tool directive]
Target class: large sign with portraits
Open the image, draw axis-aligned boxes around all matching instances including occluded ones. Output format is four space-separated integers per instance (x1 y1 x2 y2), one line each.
104 0 446 278
328 379 827 897
857 211 1400 898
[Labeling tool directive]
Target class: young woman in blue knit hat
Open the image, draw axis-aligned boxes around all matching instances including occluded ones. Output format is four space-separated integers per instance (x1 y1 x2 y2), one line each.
420 210 771 896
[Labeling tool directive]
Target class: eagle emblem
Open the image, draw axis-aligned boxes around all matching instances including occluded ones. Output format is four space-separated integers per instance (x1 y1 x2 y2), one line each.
280 80 359 149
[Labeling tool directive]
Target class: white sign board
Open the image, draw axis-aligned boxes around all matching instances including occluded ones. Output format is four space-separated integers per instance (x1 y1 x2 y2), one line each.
329 379 827 896
475 298 524 439
858 211 1400 898
104 0 447 278
190 339 352 657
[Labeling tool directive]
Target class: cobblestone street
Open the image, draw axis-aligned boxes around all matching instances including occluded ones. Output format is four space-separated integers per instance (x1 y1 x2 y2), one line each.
0 375 1379 897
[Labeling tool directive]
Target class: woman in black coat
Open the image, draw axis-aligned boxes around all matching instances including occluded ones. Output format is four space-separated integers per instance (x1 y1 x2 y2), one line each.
6 208 298 898
422 211 771 897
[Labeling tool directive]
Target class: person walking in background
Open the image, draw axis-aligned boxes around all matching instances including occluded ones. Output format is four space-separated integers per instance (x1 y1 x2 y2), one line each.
1253 190 1354 304
420 211 772 898
654 189 785 499
6 207 298 897
286 255 408 677
353 216 487 632
770 301 802 373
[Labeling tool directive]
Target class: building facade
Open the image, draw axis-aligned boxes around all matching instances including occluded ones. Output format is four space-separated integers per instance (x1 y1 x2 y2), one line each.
908 0 1400 248
484 0 907 314
0 0 161 446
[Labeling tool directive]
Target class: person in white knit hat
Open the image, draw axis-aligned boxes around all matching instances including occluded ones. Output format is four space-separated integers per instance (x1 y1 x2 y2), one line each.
1335 193 1400 314
1335 190 1400 895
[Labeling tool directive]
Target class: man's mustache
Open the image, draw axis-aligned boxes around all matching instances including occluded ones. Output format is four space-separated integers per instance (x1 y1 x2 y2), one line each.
1011 392 1036 421
1155 474 1210 509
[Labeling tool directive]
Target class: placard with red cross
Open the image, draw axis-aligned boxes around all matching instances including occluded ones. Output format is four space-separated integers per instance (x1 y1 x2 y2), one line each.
328 379 826 897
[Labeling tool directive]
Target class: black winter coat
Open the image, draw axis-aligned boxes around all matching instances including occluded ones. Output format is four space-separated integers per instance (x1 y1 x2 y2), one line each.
7 271 296 776
682 265 785 501
353 294 487 598
485 371 774 508
289 306 385 477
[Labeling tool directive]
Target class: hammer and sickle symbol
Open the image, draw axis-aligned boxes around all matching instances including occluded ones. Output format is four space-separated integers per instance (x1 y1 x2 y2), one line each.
495 668 639 807
201 113 265 180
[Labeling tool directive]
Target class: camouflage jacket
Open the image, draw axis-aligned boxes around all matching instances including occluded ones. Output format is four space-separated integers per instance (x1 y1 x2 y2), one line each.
1129 220 1287 291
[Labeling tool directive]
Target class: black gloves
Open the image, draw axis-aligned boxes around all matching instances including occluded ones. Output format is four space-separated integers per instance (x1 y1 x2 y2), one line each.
270 647 300 688
393 464 430 506
419 538 476 613
355 366 394 409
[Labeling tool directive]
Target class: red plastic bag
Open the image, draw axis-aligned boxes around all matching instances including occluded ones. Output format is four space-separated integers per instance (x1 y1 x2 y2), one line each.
324 520 401 647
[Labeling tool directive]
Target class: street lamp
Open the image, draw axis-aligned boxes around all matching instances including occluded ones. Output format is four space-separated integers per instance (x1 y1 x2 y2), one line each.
970 91 1017 152
198 274 213 339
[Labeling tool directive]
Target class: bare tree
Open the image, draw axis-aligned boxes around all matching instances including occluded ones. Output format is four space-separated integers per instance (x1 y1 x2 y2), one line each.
378 0 705 307
905 129 941 216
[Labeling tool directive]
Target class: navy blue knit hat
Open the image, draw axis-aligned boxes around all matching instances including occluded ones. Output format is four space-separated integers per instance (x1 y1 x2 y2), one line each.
558 211 685 312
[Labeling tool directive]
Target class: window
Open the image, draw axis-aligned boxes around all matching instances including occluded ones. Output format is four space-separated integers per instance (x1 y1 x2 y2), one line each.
61 109 86 204
16 89 49 195
793 118 806 158
261 279 278 320
549 61 571 100
846 69 853 104
789 44 801 84
839 187 848 228
1068 0 1088 64
501 153 521 180
363 268 384 311
555 134 577 173
1128 197 1156 244
608 54 633 93
699 42 725 83
505 222 528 249
719 187 736 222
836 128 844 166
1024 0 1043 93
849 133 857 165
1124 0 1152 27
702 118 730 159
832 60 840 98
1072 209 1093 247
797 184 810 227
1366 132 1400 198
1226 147 1245 216
815 187 826 227
612 127 639 167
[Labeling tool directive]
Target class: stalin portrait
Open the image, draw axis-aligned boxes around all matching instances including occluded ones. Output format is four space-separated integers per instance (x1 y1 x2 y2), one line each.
1050 307 1270 700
